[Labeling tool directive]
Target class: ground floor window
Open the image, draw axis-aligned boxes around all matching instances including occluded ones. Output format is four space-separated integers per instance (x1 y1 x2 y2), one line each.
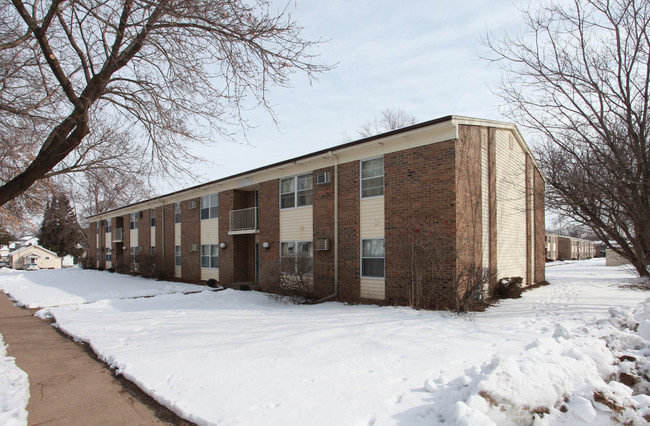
175 245 181 266
280 241 313 274
105 248 112 262
201 244 219 268
362 239 385 278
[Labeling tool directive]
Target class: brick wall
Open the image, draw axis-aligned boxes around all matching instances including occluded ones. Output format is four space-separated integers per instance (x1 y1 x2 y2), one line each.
258 180 280 289
181 198 200 282
88 222 97 267
218 191 234 283
162 204 175 277
337 161 360 302
385 139 457 308
122 214 131 266
313 166 335 298
139 209 150 256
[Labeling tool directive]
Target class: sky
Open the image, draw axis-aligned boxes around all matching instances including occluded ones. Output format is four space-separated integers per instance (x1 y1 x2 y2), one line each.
163 0 530 193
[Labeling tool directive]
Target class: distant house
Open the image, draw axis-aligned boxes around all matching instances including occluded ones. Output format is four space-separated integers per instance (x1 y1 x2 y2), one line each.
8 245 62 270
556 236 597 260
545 233 559 261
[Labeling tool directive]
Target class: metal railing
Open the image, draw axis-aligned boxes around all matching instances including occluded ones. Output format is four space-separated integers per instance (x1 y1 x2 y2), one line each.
229 207 258 233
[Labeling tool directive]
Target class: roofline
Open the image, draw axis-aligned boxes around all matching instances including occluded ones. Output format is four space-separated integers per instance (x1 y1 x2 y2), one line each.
88 115 544 219
8 244 60 257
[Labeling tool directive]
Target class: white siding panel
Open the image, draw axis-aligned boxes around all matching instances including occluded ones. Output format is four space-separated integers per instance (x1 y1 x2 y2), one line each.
106 261 112 269
175 223 181 245
360 278 385 300
495 130 527 283
360 197 384 238
201 268 220 281
481 129 489 270
280 207 313 241
105 232 111 248
150 227 156 247
130 228 138 248
201 218 219 244
175 266 181 278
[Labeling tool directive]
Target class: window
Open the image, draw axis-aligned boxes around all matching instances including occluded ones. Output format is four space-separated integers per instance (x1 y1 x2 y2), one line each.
201 194 219 220
45 256 50 260
174 203 181 224
104 220 111 233
280 241 313 274
150 209 155 227
201 244 219 268
150 246 155 256
129 212 138 229
361 157 384 198
105 248 112 262
280 174 313 209
175 245 181 266
129 246 141 264
361 239 385 278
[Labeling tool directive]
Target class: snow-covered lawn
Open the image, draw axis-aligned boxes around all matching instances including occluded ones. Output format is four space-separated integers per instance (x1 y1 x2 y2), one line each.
0 259 648 425
0 334 29 426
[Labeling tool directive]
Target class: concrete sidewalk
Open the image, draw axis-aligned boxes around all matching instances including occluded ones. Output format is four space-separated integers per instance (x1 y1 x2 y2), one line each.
0 294 193 425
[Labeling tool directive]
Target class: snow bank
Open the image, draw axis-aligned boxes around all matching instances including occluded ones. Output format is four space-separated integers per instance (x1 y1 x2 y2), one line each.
426 298 650 425
0 335 29 426
0 268 203 308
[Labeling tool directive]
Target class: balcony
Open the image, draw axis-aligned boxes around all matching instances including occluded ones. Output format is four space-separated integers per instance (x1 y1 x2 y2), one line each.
113 227 123 242
229 207 258 234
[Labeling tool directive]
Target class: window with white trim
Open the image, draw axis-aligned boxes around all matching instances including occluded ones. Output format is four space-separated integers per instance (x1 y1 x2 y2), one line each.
129 212 138 229
104 220 111 233
150 246 155 256
280 241 313 274
129 246 140 264
174 203 181 224
150 209 155 227
201 244 219 268
280 174 313 209
175 245 181 266
361 239 385 278
201 194 219 220
361 157 384 198
105 248 112 262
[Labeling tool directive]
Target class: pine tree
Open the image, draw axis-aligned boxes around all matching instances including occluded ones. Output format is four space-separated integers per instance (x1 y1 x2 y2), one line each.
38 194 83 258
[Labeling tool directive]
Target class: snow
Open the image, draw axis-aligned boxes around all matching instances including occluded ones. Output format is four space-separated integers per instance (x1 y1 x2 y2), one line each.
0 258 648 425
0 335 29 426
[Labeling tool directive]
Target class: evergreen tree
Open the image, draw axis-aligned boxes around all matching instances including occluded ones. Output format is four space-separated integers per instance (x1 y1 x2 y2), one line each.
38 194 82 258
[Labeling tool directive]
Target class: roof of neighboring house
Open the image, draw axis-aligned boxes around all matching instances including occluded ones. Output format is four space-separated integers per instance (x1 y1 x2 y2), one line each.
9 245 60 258
88 115 545 220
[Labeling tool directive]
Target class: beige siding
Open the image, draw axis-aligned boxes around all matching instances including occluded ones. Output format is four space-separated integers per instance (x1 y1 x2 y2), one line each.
10 247 62 269
105 232 111 248
201 268 220 281
175 223 181 245
360 196 385 300
201 218 219 244
495 130 527 283
280 207 313 241
150 227 155 247
360 278 385 300
360 197 384 238
175 266 181 278
130 228 138 248
106 261 112 269
481 128 489 271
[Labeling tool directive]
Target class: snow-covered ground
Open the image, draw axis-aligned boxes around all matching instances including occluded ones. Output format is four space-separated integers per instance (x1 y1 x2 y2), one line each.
0 334 29 426
0 259 648 425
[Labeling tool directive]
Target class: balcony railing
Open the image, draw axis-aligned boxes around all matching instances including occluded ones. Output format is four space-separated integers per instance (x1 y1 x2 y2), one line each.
229 207 258 234
113 227 123 242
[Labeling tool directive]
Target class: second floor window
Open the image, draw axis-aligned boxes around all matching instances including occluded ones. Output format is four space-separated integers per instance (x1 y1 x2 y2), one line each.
201 194 219 220
361 157 384 198
175 245 181 266
174 203 181 224
129 212 138 229
104 220 111 233
280 173 313 209
150 209 155 227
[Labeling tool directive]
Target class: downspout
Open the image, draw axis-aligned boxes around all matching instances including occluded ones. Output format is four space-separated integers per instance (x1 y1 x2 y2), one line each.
161 201 165 273
316 151 339 302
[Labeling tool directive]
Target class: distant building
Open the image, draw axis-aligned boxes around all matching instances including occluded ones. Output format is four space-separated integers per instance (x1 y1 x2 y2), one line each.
8 245 62 270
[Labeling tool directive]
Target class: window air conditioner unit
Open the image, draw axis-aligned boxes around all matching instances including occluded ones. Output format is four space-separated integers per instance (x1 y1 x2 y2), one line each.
188 200 197 209
315 171 331 184
189 244 198 252
315 238 329 251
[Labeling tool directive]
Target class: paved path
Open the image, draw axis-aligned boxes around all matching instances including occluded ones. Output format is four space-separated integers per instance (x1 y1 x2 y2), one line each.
0 294 192 425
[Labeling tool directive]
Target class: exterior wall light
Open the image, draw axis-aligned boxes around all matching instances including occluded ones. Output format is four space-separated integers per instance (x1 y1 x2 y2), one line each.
262 242 270 249
220 242 226 249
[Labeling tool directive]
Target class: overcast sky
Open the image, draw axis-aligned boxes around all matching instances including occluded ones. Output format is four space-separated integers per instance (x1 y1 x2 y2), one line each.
167 0 530 192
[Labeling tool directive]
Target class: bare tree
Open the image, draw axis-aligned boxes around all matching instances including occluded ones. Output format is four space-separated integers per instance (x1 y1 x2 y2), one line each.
0 0 330 208
355 108 417 138
486 0 650 276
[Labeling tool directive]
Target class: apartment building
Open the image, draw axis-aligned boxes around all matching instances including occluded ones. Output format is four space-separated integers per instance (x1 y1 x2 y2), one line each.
87 116 545 309
556 236 597 260
545 233 559 261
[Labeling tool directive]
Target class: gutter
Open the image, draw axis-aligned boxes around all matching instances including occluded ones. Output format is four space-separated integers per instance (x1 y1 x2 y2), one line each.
315 151 339 303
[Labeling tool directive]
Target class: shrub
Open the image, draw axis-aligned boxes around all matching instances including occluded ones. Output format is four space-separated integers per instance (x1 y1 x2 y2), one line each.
206 278 219 288
97 266 104 271
495 277 524 299
79 257 94 269
108 267 115 273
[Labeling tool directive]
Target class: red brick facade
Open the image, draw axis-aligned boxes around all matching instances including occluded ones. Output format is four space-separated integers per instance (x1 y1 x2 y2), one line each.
86 118 545 310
